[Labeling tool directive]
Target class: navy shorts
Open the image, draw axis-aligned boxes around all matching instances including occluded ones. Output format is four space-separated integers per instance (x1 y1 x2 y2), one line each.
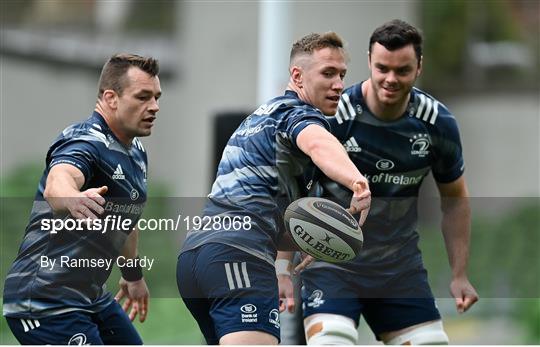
5 300 142 345
177 243 280 344
301 265 441 339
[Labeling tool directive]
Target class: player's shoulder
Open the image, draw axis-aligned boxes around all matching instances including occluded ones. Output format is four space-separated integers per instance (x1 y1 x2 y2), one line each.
132 137 146 153
409 87 455 126
333 83 363 125
57 114 112 148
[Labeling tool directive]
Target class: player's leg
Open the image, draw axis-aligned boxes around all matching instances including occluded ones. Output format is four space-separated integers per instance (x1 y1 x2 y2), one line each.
380 319 448 345
6 312 103 345
178 243 280 345
199 244 280 344
362 267 448 345
301 266 362 345
177 247 220 344
304 313 358 345
219 330 277 345
94 300 143 345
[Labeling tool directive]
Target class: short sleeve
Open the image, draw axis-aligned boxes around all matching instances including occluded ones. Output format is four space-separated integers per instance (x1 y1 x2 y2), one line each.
285 108 330 150
48 138 99 183
431 115 465 183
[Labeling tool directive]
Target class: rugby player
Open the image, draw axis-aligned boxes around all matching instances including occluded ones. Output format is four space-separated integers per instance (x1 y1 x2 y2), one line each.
3 54 161 344
289 20 479 345
176 32 371 345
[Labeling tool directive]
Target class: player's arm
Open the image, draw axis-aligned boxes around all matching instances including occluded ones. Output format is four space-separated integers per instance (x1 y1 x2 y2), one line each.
297 124 371 224
115 228 150 322
276 251 295 313
44 164 107 219
437 176 479 313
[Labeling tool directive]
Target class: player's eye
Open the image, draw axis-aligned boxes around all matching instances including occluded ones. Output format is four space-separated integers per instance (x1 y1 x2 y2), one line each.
397 67 411 75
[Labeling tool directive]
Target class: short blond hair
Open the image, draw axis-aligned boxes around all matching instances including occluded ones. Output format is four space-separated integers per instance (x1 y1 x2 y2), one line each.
290 32 345 65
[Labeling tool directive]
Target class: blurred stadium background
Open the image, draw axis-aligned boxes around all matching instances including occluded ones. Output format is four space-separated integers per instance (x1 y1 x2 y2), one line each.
1 0 539 344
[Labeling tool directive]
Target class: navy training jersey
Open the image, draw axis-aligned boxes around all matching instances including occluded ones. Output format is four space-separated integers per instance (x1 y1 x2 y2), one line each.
310 82 465 276
3 112 148 319
181 91 329 264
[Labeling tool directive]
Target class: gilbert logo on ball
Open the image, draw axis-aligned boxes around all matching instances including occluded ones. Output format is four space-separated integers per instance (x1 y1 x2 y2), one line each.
284 197 363 263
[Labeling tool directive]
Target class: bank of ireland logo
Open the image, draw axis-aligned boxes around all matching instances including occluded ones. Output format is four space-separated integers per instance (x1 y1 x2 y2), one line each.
240 304 257 314
240 303 258 323
376 159 395 171
269 309 280 328
410 133 430 157
307 289 325 308
68 333 88 345
130 188 139 200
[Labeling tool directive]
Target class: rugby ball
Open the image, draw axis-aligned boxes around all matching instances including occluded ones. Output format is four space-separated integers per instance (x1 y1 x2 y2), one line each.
284 197 363 263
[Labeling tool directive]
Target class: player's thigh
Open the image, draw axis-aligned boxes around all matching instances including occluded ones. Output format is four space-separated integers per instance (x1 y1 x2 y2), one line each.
196 244 281 343
177 247 219 344
6 313 103 345
94 300 143 345
361 267 441 339
301 266 363 323
380 319 448 345
220 330 278 345
303 313 358 345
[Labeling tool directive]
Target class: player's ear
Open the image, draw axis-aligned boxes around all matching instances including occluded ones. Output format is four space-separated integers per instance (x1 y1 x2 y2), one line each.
291 66 303 88
102 90 118 109
416 56 423 77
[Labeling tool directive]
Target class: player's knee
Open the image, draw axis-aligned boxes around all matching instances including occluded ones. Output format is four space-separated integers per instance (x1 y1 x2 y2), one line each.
304 314 358 345
384 320 449 345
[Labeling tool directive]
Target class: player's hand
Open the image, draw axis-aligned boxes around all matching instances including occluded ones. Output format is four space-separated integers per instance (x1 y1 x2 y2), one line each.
294 253 314 274
349 178 371 226
115 277 150 322
278 274 295 313
450 276 478 313
65 186 108 220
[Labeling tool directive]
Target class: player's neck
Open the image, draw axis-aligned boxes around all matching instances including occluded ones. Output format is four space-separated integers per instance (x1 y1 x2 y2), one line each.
94 104 133 147
363 80 409 121
286 82 309 105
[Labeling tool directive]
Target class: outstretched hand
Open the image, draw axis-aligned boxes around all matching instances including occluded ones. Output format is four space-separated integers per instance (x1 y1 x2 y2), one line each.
115 277 150 322
349 178 371 226
65 185 108 220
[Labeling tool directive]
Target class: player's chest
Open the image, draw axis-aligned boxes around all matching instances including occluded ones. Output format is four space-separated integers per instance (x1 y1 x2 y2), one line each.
343 120 433 177
94 153 147 202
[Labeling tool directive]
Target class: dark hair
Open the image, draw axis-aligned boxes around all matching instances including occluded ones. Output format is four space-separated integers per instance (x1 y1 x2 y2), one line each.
290 32 345 63
369 19 423 62
97 53 159 98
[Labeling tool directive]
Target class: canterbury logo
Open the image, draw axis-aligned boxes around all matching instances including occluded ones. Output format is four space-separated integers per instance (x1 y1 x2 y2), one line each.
112 164 125 180
224 262 251 290
20 319 40 332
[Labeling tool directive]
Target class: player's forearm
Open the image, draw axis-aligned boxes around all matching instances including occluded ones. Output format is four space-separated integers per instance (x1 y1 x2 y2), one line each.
298 125 365 192
44 165 85 212
441 197 472 278
306 138 364 191
276 251 294 276
121 228 139 259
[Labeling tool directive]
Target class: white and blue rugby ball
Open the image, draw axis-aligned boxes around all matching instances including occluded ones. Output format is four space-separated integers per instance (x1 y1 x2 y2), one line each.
284 197 363 263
